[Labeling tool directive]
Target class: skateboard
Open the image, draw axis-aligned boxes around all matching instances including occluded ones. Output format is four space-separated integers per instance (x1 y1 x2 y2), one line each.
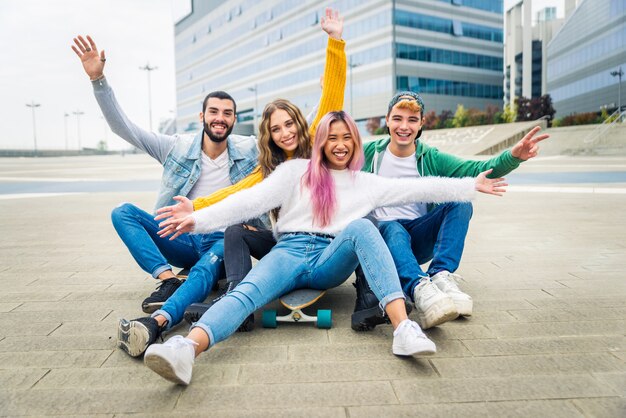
262 289 332 329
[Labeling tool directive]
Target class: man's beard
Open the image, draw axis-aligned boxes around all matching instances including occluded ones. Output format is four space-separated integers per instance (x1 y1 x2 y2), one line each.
203 121 233 143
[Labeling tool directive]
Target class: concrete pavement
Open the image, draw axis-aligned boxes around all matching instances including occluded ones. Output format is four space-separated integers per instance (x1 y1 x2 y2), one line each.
0 154 624 417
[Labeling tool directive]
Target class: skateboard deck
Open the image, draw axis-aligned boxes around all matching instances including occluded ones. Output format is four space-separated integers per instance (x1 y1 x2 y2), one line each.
262 289 332 328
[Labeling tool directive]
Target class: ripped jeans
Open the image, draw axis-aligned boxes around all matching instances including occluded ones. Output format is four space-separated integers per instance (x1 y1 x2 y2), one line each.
111 203 224 326
191 219 405 347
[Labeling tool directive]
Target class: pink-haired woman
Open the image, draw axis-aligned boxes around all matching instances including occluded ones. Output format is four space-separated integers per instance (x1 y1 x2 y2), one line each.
147 111 506 385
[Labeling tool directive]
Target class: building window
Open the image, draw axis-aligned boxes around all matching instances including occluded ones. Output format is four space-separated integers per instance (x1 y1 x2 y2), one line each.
395 10 502 42
397 76 503 99
396 43 502 71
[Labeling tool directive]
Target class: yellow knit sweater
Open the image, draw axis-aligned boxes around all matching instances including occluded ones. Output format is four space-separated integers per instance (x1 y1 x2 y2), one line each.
192 37 347 210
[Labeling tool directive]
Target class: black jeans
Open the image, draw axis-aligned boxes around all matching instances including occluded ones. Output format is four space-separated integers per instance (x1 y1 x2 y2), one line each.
224 224 277 283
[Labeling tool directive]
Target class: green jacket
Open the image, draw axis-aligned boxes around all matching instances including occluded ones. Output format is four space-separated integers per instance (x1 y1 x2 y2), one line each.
362 138 523 211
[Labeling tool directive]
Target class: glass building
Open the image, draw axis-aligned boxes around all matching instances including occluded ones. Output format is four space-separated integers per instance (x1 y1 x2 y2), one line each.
546 0 626 116
504 1 566 109
174 0 504 135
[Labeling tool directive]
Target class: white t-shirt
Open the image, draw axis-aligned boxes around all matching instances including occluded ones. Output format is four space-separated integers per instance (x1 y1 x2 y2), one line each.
187 149 231 200
372 146 427 221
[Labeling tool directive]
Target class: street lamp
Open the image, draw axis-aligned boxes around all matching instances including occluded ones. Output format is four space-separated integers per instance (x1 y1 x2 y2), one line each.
610 67 623 112
73 110 85 151
349 56 361 117
25 100 41 156
64 112 70 150
101 116 108 151
247 84 258 135
139 62 158 131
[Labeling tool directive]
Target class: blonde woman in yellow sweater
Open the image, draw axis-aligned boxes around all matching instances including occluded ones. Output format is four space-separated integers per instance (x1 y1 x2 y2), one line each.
149 8 347 333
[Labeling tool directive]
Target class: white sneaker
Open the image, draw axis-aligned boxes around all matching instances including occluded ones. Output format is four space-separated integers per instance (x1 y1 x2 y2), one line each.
413 279 459 329
431 271 473 316
392 319 436 356
144 335 196 385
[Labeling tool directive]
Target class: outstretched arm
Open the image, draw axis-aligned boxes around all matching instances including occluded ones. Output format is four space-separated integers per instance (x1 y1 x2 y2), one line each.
308 8 347 140
366 169 507 209
71 35 175 163
156 160 302 239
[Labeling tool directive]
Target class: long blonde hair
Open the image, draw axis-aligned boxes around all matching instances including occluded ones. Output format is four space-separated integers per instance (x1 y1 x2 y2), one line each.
258 99 311 178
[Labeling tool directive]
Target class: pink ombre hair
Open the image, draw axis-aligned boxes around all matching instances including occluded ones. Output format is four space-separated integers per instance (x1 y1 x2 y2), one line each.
302 111 364 227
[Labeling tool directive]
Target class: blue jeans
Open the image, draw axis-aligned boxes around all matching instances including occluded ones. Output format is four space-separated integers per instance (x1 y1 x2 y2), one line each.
192 219 405 347
111 203 224 326
378 202 473 300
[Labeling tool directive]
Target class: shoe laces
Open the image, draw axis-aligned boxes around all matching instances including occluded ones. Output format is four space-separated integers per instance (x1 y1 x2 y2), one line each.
154 278 180 294
416 279 443 301
395 319 425 338
437 272 462 292
164 335 197 350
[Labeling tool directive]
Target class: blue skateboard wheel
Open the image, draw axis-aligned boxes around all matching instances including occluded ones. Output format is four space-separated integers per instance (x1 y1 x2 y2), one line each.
316 309 332 329
262 310 277 328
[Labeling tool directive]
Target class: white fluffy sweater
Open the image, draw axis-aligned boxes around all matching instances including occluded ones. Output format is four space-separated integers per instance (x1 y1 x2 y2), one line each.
191 159 475 236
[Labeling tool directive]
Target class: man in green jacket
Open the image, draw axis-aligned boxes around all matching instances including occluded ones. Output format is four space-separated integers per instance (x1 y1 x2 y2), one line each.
351 91 548 332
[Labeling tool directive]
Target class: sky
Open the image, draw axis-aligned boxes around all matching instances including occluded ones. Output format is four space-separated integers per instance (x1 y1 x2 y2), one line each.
505 0 566 18
1 0 568 152
0 0 177 151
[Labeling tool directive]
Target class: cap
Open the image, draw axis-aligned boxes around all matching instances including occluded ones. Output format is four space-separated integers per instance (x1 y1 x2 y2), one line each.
387 91 425 115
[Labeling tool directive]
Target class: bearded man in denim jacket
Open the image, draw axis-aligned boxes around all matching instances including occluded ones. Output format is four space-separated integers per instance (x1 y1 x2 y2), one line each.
72 35 264 324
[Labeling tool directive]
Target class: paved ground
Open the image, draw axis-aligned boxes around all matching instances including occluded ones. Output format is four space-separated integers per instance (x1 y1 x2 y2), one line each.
0 154 625 417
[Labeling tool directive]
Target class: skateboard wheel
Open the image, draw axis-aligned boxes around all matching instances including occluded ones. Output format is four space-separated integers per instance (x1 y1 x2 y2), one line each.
316 309 332 329
262 310 277 328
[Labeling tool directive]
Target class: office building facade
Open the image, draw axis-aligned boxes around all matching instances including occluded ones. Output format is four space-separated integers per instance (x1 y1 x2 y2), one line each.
546 0 626 116
504 0 566 109
174 0 504 134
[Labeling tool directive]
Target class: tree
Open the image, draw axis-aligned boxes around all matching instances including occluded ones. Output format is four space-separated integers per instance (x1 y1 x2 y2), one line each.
515 94 555 125
452 104 469 128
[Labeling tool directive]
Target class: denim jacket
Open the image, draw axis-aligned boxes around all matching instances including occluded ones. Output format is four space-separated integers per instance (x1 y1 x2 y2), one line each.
93 78 268 228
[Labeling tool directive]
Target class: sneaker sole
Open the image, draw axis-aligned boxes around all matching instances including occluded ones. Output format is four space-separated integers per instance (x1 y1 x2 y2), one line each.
144 351 190 385
416 298 459 329
351 301 414 332
142 302 164 314
453 299 473 316
393 344 437 356
351 305 389 331
117 319 150 357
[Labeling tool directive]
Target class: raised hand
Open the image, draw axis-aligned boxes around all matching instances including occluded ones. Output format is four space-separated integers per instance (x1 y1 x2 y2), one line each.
511 126 550 161
475 169 507 196
320 8 343 40
71 35 106 80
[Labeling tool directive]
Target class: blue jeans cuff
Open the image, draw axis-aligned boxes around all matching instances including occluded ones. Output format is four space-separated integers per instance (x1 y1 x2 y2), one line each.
379 291 406 311
191 323 215 349
152 265 173 279
151 309 173 330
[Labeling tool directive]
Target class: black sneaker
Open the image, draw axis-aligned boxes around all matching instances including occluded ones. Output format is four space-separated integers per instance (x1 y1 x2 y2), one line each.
184 303 255 332
142 278 183 314
117 317 163 357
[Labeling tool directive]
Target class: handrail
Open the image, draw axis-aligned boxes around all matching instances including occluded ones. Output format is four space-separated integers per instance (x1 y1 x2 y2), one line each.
583 109 626 145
